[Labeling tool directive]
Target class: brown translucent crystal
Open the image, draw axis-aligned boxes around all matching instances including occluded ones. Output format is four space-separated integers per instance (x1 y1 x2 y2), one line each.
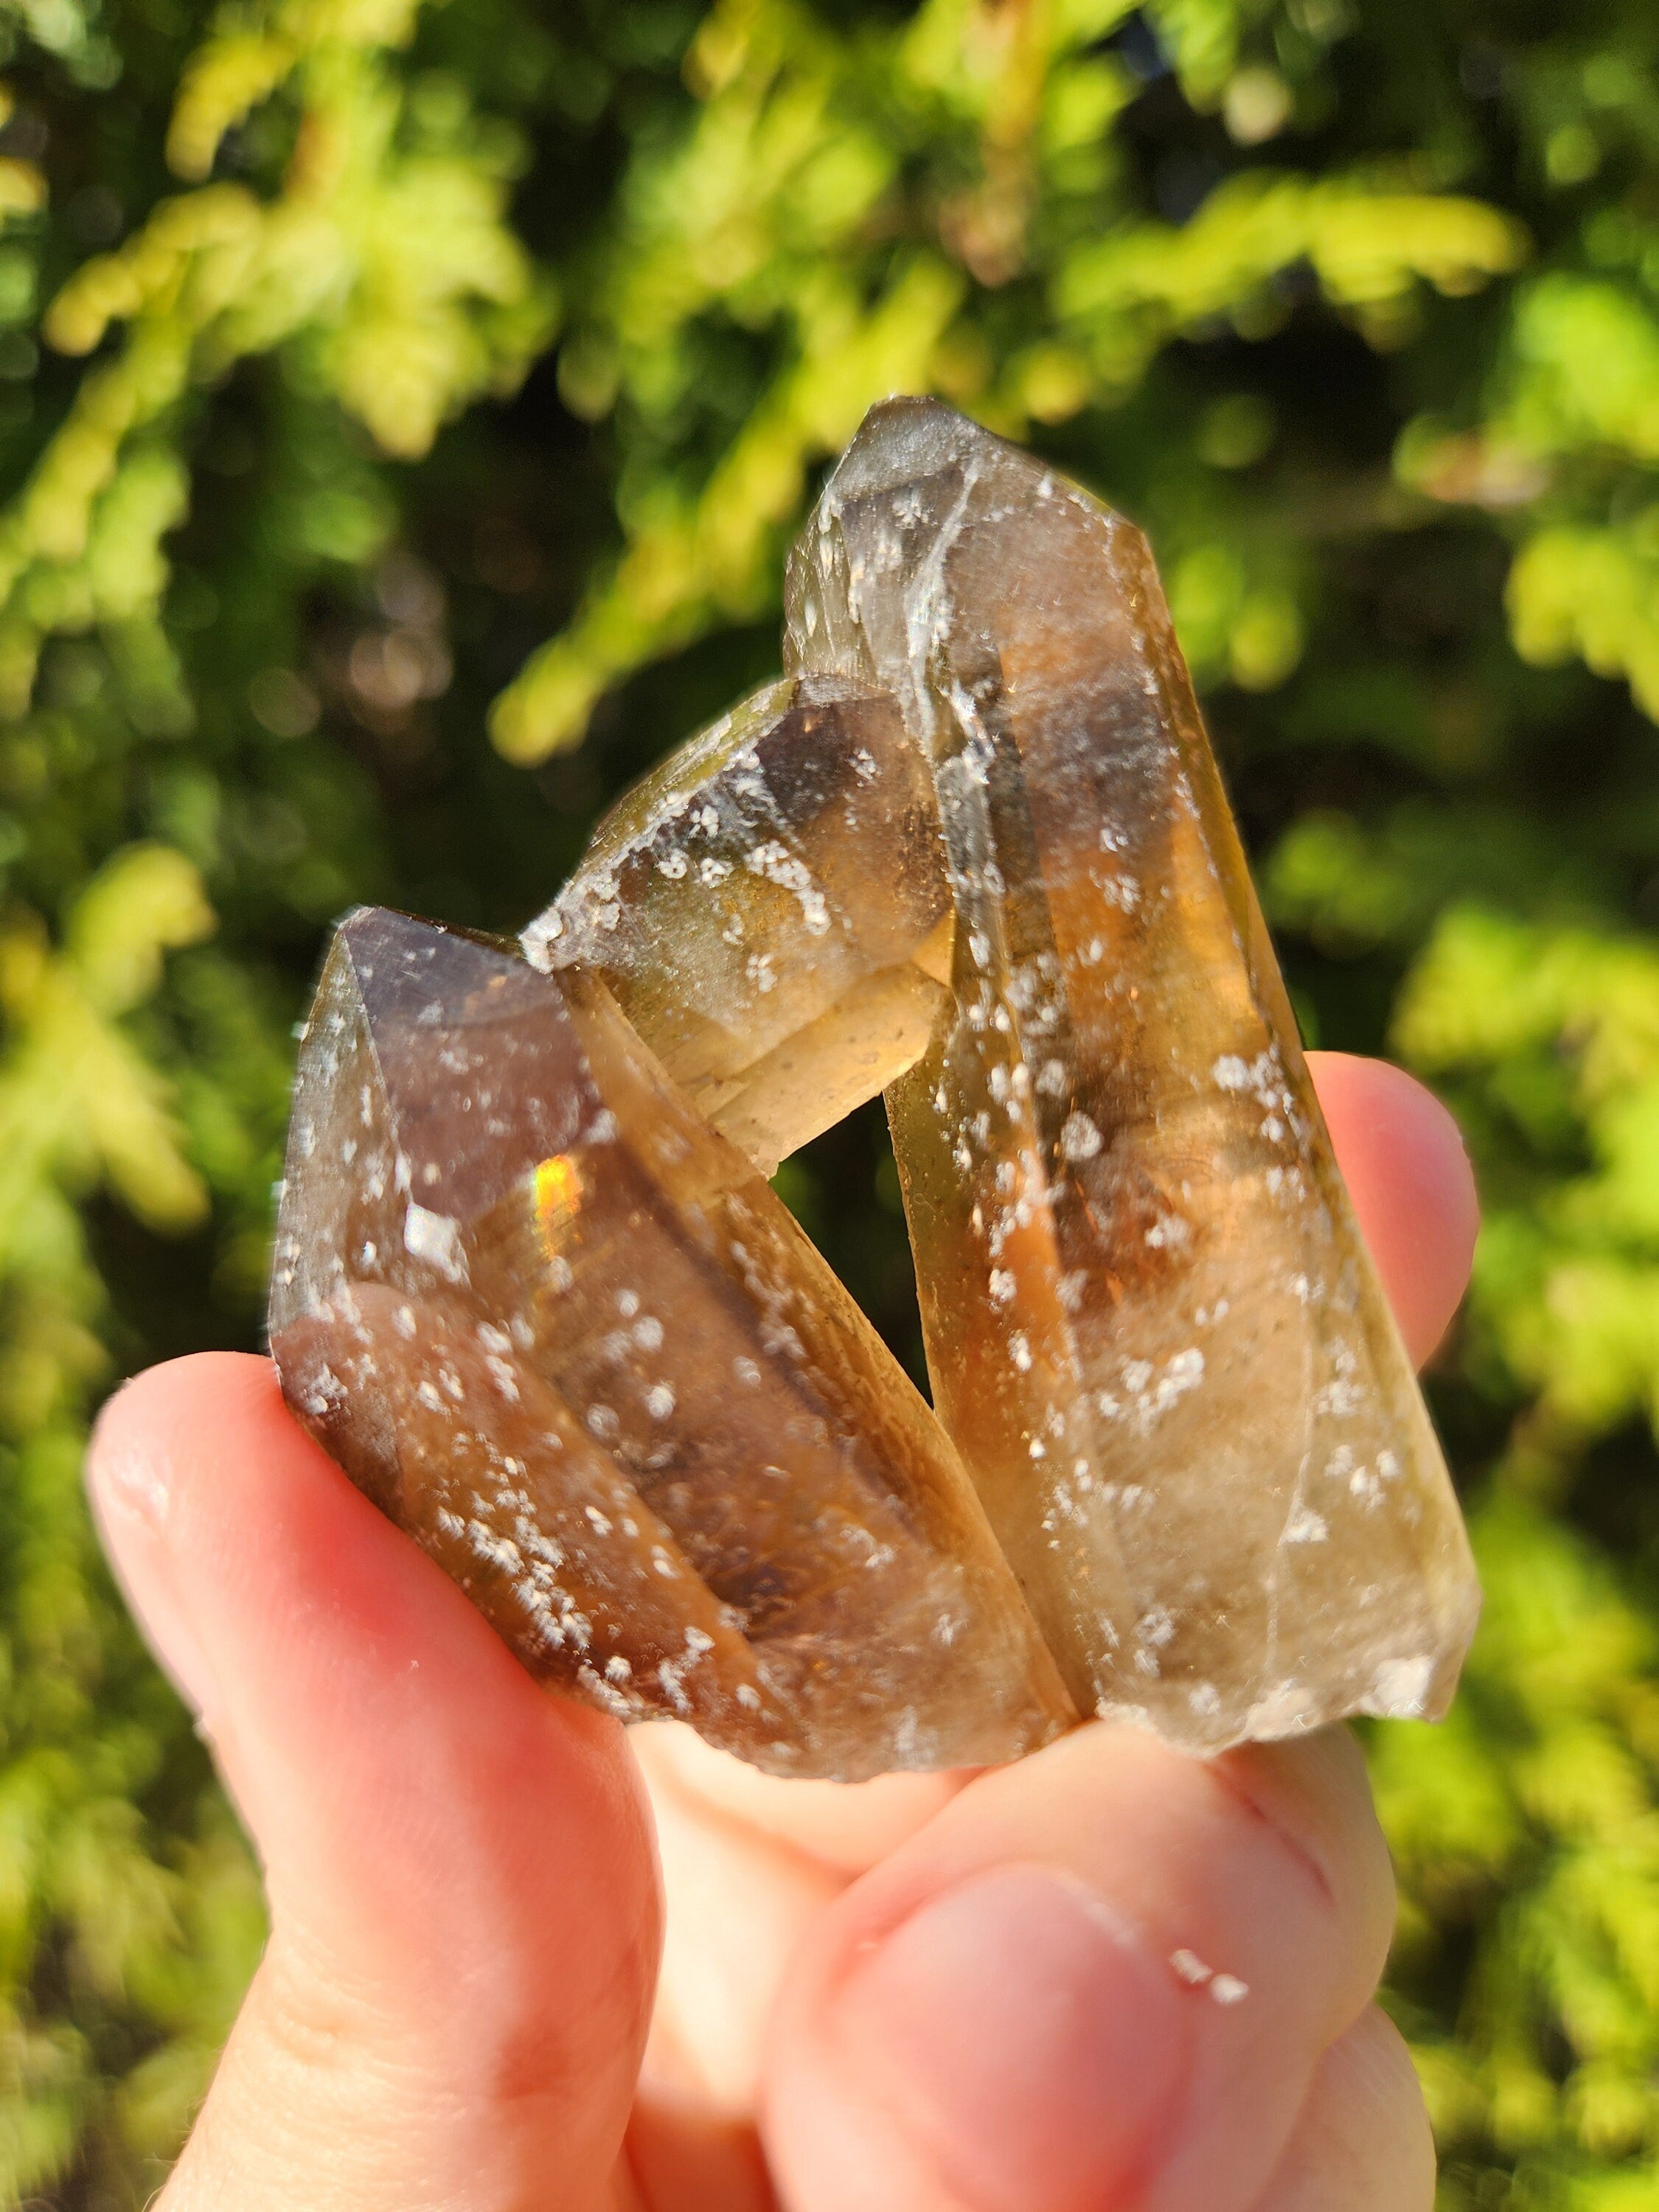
272 398 1479 1775
778 398 1479 1750
269 906 1072 1778
524 672 953 1175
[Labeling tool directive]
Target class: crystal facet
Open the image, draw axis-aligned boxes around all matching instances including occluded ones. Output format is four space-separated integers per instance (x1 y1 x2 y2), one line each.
271 399 1479 1775
271 905 1073 1778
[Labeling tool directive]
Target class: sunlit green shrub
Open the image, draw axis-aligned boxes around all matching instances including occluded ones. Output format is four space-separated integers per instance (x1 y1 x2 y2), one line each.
1 1 1658 2199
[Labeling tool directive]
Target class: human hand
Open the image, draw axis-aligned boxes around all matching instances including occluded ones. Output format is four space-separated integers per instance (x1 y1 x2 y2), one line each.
87 1051 1476 2212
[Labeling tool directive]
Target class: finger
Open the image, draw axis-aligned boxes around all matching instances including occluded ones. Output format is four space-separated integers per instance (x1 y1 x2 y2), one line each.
623 1730 968 2211
1250 2006 1435 2211
88 1354 660 2212
764 1720 1394 2212
1307 1051 1477 1366
635 1725 842 2115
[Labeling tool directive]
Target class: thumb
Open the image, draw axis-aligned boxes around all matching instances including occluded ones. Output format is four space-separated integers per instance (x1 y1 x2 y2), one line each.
87 1354 659 2212
763 1722 1405 2212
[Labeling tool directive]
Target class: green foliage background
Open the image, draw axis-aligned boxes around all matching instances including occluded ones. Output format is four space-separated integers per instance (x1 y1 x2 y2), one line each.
0 0 1653 2200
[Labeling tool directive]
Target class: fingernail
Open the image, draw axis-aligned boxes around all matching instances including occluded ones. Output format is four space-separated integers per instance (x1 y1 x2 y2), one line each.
832 1865 1191 2212
91 1394 174 1534
88 1430 220 1720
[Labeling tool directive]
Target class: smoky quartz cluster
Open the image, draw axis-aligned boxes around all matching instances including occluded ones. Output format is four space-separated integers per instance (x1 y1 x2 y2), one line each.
270 400 1479 1780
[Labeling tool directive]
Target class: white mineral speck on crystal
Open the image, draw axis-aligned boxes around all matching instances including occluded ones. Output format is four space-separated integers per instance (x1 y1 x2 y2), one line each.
1246 1681 1312 1735
404 1202 467 1284
1060 1110 1103 1161
1371 1654 1435 1716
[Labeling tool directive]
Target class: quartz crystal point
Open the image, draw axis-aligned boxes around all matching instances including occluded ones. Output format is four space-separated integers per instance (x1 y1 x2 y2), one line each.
524 672 954 1175
776 397 1480 1751
269 905 1072 1779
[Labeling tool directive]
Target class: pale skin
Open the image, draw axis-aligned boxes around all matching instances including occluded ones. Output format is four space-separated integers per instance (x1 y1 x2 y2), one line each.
87 1051 1478 2212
